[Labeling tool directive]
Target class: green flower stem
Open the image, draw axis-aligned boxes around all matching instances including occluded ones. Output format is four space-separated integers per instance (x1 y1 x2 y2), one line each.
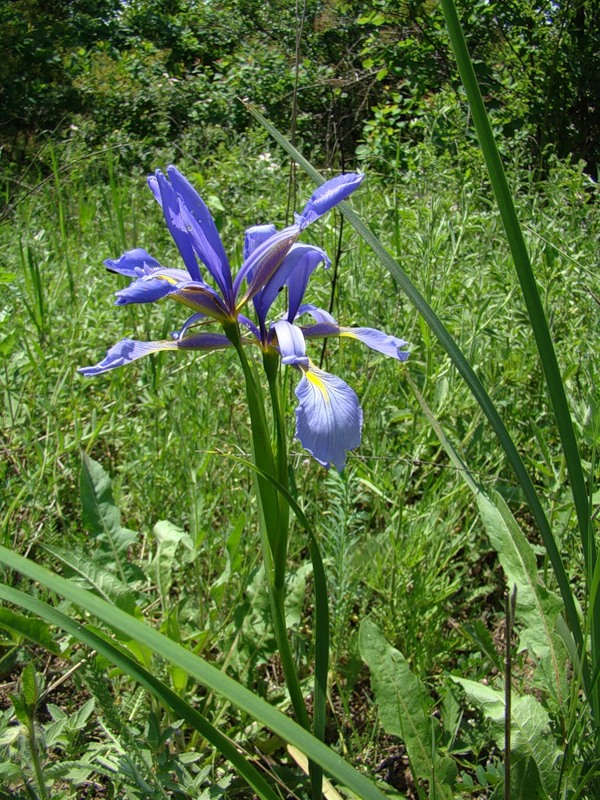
224 323 279 567
263 349 290 591
263 349 325 799
225 323 310 738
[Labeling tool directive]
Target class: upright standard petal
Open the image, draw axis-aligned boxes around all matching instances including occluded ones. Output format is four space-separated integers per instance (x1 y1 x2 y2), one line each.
243 224 277 261
254 244 329 326
284 246 330 323
233 224 300 305
149 170 202 282
176 191 233 306
167 166 231 283
295 173 364 228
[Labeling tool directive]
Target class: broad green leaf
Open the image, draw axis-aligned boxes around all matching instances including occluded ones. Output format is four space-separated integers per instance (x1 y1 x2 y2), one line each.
9 691 30 723
0 762 20 782
79 452 137 583
149 520 196 603
0 607 59 653
45 716 69 747
44 545 138 614
359 618 456 798
453 677 561 799
21 662 38 708
70 697 96 730
476 490 568 704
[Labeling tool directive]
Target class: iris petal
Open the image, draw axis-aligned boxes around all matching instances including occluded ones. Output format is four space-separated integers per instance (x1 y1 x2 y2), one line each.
177 196 233 305
105 248 162 277
256 244 329 323
237 313 261 341
339 327 409 360
175 284 231 319
115 276 181 305
113 268 190 306
295 304 337 324
78 333 232 376
171 312 205 340
167 166 232 293
274 320 361 470
244 224 276 261
294 364 362 471
296 308 410 361
233 224 300 304
272 319 308 366
285 246 330 322
78 338 180 375
295 173 364 228
149 171 203 282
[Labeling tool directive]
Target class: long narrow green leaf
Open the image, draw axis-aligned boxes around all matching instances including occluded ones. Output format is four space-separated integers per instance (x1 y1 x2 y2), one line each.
243 102 583 669
0 545 390 800
439 0 596 724
0 584 281 800
440 0 591 563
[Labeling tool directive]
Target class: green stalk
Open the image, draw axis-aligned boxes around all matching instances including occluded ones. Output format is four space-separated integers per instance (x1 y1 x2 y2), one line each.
263 349 326 799
223 322 279 563
225 324 310 737
440 0 597 731
220 454 331 800
263 350 290 590
27 718 48 800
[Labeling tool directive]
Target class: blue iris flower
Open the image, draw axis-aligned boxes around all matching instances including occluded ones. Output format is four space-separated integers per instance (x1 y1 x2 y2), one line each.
79 166 409 470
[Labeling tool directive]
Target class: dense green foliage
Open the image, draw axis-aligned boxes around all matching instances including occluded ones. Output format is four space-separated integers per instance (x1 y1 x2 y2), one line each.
2 1 600 797
2 0 599 179
2 139 599 795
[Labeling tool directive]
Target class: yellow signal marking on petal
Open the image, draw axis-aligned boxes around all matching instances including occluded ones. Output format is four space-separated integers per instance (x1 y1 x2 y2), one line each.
148 273 180 286
338 329 357 340
305 368 330 403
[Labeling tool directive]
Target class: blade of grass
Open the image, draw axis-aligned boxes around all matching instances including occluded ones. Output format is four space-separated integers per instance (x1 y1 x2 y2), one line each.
243 102 584 682
0 584 282 800
0 545 387 800
440 0 595 721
